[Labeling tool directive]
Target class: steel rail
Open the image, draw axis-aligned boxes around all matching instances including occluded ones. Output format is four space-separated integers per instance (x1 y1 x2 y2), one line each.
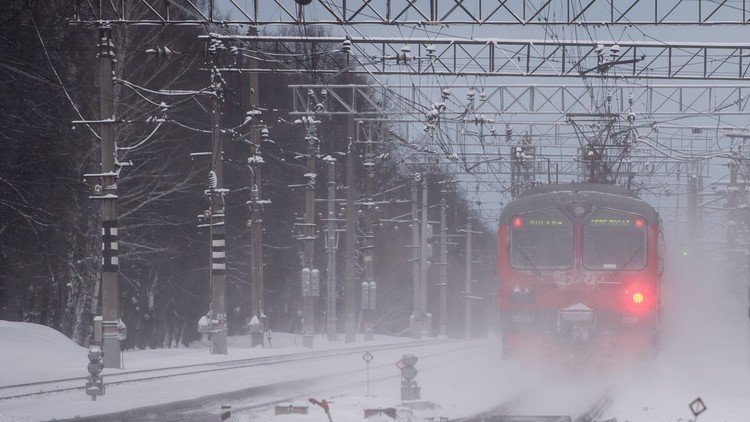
57 341 492 422
0 338 450 401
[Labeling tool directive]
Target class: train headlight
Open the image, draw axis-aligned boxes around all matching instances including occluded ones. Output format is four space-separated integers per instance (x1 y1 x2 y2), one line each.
623 284 653 314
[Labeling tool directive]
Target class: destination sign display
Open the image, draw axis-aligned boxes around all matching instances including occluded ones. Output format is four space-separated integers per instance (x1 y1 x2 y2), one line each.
589 218 632 227
589 217 645 228
526 219 566 227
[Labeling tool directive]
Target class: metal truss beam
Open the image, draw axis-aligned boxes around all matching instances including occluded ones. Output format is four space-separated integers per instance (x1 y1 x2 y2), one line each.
214 35 750 81
291 84 750 116
72 0 750 26
406 153 708 177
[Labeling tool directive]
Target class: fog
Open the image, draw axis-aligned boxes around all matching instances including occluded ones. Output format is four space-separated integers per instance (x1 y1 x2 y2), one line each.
432 222 750 421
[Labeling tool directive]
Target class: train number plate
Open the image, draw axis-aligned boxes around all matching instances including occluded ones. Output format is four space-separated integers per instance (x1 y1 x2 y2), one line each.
622 315 640 324
511 314 534 323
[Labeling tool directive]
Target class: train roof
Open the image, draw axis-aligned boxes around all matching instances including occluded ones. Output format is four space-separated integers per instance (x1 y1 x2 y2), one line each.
519 183 638 198
500 183 658 224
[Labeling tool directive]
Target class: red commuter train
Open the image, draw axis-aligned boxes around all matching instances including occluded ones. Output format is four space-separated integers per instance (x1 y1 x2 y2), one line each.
498 183 662 362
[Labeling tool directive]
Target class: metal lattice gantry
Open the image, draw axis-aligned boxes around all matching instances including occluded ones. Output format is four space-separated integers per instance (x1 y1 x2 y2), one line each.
72 0 750 26
209 35 750 80
290 83 750 116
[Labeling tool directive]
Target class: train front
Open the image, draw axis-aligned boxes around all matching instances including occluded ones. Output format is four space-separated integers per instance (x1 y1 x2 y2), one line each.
498 185 661 363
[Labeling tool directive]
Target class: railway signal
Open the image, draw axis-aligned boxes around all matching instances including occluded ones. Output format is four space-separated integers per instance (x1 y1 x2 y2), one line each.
85 346 105 400
397 354 420 401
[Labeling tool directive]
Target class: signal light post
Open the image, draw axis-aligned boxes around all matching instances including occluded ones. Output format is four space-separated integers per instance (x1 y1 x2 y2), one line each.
438 198 448 337
420 178 431 337
206 37 228 355
324 157 338 341
362 127 376 341
344 138 357 344
410 174 423 339
300 112 320 348
464 216 473 339
243 29 266 335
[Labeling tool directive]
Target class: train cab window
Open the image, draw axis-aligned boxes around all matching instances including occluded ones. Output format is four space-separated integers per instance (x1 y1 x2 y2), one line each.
510 209 573 270
584 209 647 270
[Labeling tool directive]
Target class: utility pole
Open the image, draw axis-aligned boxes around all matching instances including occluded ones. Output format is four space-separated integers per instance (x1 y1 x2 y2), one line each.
97 25 123 368
464 215 473 340
362 129 376 341
301 111 320 349
324 158 338 341
344 134 357 344
687 174 698 257
438 197 448 338
420 177 431 337
410 174 423 339
244 27 265 334
207 40 228 355
728 159 739 259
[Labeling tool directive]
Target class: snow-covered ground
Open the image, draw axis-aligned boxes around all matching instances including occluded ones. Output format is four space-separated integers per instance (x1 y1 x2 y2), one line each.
0 322 407 388
0 320 89 387
1 317 750 421
0 321 480 421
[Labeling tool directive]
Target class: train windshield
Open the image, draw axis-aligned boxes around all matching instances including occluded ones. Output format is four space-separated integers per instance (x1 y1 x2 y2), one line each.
510 209 573 270
584 209 647 270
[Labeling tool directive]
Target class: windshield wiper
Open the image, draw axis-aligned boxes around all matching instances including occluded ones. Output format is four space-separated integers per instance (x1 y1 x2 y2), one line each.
620 242 645 269
514 244 542 276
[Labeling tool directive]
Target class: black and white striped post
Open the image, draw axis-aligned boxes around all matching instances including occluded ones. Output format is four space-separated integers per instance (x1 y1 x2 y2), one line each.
206 35 228 355
97 24 124 369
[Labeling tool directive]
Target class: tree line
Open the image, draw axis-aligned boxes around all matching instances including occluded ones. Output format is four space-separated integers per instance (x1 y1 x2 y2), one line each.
0 1 499 348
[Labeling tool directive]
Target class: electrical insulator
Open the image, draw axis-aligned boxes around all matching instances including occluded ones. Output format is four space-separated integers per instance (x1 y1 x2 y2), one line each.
610 44 621 58
398 48 411 63
342 37 352 53
426 44 436 58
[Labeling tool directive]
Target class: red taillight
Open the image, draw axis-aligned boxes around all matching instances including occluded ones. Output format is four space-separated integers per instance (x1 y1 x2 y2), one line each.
512 216 523 228
632 292 644 304
634 218 644 228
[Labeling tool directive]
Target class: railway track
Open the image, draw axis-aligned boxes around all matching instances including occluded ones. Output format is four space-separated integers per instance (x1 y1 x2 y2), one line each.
453 390 614 422
0 338 450 401
56 341 493 422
